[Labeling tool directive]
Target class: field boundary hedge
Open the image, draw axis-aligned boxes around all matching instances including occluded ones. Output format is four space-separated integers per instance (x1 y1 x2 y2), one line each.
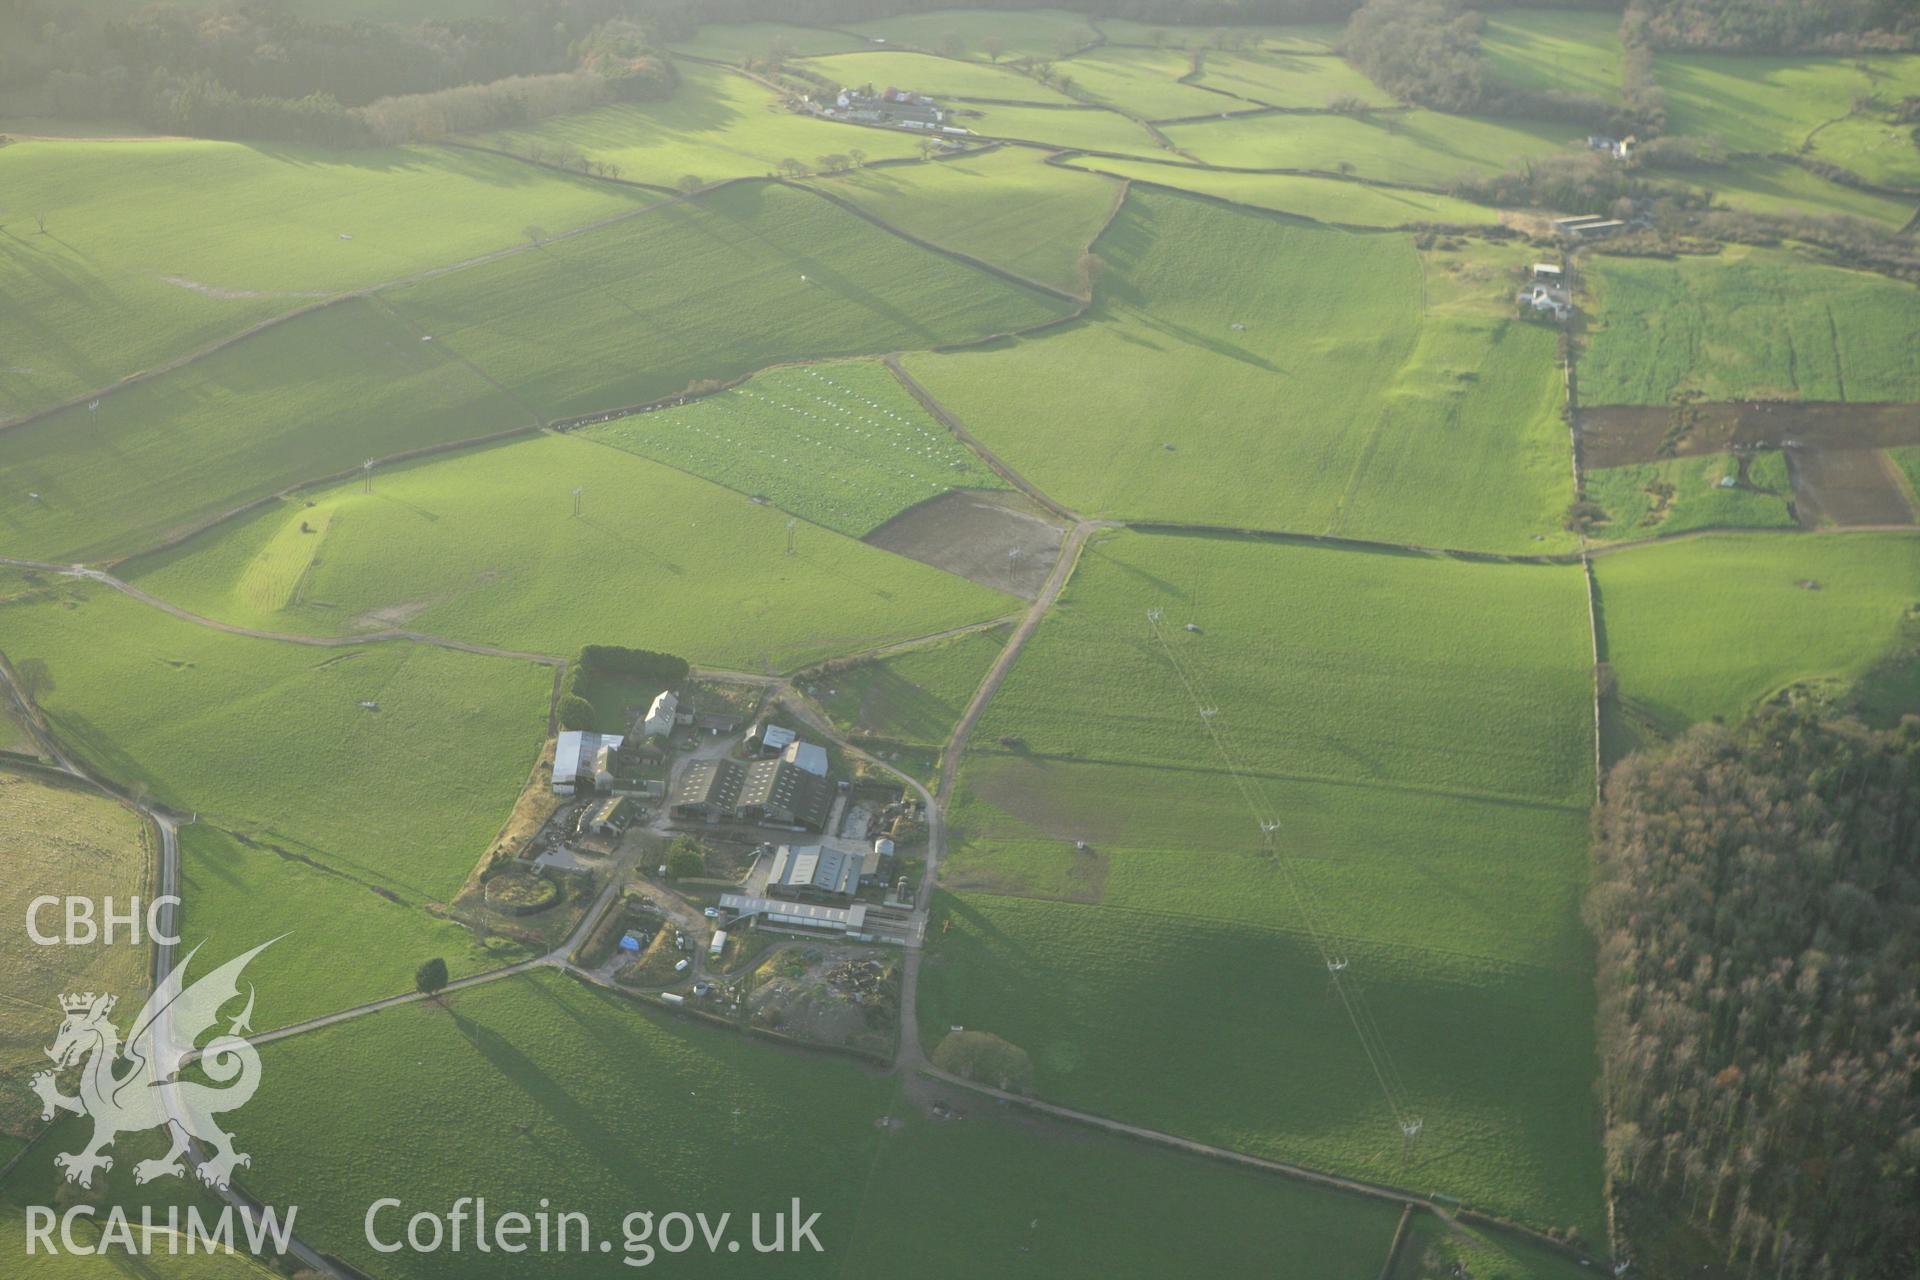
1044 144 1463 196
917 1065 1602 1267
786 176 1083 303
1053 154 1504 231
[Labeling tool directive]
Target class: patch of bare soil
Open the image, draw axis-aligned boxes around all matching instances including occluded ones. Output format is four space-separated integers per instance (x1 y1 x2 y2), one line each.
747 944 898 1055
158 275 329 301
864 489 1065 599
1787 448 1915 528
347 599 434 630
1578 401 1920 469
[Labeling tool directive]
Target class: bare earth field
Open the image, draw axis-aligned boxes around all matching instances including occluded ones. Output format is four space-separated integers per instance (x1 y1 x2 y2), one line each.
1578 401 1920 468
864 488 1068 598
1787 448 1914 528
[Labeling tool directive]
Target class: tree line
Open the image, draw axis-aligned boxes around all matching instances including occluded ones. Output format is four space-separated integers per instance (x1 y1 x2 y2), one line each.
1345 0 1654 133
0 0 673 147
1589 708 1920 1278
1624 0 1917 52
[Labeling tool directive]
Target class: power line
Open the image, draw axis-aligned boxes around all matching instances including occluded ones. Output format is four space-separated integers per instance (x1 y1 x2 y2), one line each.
1144 608 1420 1136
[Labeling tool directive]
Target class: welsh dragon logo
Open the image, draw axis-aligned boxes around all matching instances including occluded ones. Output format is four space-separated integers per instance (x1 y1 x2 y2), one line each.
30 939 276 1191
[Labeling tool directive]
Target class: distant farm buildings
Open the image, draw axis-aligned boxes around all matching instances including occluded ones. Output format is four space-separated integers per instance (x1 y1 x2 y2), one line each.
809 84 970 135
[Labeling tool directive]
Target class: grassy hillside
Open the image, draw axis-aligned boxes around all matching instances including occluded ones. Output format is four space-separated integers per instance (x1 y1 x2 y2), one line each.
841 1088 1403 1278
1194 50 1391 109
841 8 1097 60
1096 19 1345 52
1481 9 1625 102
1656 52 1920 164
667 22 871 62
1162 110 1585 184
179 823 516 1032
815 147 1119 293
582 359 1008 536
1594 531 1920 735
1053 47 1231 118
235 969 1398 1277
0 297 535 564
923 531 1602 1236
904 190 1577 552
380 180 1074 420
1691 157 1920 228
1579 247 1920 405
1061 156 1498 225
976 531 1595 808
0 581 549 901
123 433 1019 670
470 62 923 186
0 137 650 422
959 102 1168 152
816 626 1008 745
920 891 1604 1242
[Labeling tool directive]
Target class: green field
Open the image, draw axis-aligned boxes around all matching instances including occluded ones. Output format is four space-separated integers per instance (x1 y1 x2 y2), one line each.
0 137 650 423
1194 51 1391 110
0 297 535 563
974 532 1594 808
840 1095 1404 1278
1062 155 1498 225
667 22 872 62
1481 9 1625 103
1585 451 1797 539
817 147 1118 291
232 969 1403 1278
958 101 1168 153
1162 110 1585 184
920 530 1602 1234
583 359 1007 536
1579 246 1920 405
904 190 1578 552
0 582 550 901
0 1133 277 1280
1686 157 1920 229
472 63 924 188
841 8 1099 61
1594 531 1920 738
180 823 519 1033
1394 1214 1595 1280
1096 20 1346 53
1808 112 1920 191
815 626 1008 745
1657 51 1920 166
921 891 1603 1242
1050 47 1229 119
0 771 149 1134
802 50 1078 102
380 180 1074 421
123 433 1019 669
